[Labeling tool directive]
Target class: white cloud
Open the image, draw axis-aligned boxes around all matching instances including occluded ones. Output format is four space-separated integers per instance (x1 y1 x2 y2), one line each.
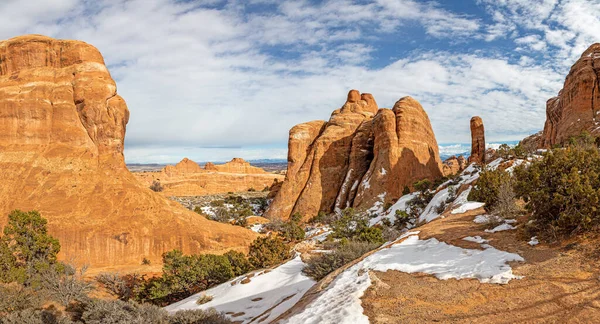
0 0 581 163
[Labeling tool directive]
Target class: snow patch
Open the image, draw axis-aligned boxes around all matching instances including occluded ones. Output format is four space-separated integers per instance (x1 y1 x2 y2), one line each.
463 236 488 244
485 223 517 233
286 233 523 324
166 256 315 324
528 236 539 246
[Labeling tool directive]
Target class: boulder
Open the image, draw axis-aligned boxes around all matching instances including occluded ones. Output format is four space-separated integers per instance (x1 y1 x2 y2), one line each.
0 35 256 269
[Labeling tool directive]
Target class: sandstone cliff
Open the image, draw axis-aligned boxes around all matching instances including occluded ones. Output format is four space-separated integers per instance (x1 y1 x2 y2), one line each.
469 116 485 164
133 157 284 196
0 35 256 269
266 90 443 221
442 155 467 176
541 43 600 147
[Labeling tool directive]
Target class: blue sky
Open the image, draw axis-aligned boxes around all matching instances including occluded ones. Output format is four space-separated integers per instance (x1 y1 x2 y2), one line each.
3 0 600 163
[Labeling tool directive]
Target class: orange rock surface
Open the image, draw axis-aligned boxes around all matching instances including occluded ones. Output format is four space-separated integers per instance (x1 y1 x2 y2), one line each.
469 116 485 164
133 157 284 196
0 35 256 269
266 91 443 221
541 43 600 147
442 155 467 176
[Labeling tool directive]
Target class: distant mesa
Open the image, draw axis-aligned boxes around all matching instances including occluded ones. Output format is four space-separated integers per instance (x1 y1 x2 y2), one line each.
538 43 600 148
0 35 256 269
469 116 485 164
266 90 444 221
133 157 284 196
204 157 269 174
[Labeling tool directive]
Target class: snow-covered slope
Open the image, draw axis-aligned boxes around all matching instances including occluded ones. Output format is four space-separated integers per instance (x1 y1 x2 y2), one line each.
165 255 315 323
285 232 523 324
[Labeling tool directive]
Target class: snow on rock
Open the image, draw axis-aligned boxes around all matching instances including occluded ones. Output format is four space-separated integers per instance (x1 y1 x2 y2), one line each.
451 187 484 214
473 214 499 224
366 192 387 216
486 158 504 171
463 236 489 244
451 202 485 214
250 223 264 233
369 192 417 226
418 187 452 223
485 223 517 233
286 233 523 324
165 256 315 324
528 237 539 246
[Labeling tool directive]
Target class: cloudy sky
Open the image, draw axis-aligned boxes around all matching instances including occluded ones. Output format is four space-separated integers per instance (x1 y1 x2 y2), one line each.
4 0 600 163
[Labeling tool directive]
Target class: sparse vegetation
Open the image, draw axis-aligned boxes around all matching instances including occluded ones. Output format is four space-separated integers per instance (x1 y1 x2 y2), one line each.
0 210 232 323
150 180 164 192
303 241 380 280
265 212 305 242
514 143 600 240
331 208 385 245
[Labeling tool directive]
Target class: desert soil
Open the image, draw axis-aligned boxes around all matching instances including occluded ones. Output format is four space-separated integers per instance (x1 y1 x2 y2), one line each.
361 209 600 323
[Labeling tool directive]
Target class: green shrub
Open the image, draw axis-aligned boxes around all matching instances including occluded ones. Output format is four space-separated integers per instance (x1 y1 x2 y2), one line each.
302 241 380 280
248 237 289 268
468 169 511 212
514 146 600 239
331 209 385 244
267 213 305 242
224 251 253 276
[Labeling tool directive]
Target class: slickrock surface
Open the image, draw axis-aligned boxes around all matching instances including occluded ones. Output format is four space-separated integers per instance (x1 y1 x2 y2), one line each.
541 43 600 147
133 157 284 196
266 90 443 220
469 116 485 164
0 35 256 269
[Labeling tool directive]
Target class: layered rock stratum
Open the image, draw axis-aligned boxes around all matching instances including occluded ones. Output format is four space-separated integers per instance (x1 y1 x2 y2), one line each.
266 90 443 220
469 116 485 164
541 43 600 147
0 35 256 268
133 157 284 196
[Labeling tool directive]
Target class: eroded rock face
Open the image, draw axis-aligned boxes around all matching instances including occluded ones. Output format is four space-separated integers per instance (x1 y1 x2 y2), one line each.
469 116 485 164
0 35 256 269
541 44 600 147
133 157 284 196
266 91 443 220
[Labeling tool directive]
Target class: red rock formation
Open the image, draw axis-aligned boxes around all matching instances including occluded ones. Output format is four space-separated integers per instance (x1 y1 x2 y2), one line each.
266 91 443 220
163 157 204 176
469 116 485 164
442 155 467 176
541 44 600 147
520 131 543 152
0 35 256 269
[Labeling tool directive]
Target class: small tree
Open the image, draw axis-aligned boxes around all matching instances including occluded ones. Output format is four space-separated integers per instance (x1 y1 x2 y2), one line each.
248 237 289 268
41 263 93 306
468 169 511 212
1 210 60 285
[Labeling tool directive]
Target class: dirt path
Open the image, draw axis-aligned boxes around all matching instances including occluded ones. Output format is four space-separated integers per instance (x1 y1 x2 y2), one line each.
361 209 600 323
